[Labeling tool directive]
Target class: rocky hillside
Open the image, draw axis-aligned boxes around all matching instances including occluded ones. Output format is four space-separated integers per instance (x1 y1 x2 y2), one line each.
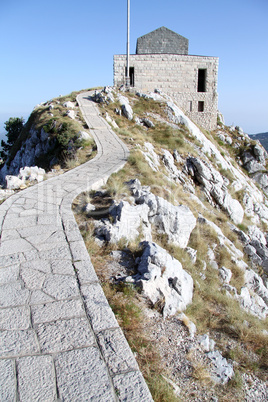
0 90 96 198
1 86 267 400
73 88 268 401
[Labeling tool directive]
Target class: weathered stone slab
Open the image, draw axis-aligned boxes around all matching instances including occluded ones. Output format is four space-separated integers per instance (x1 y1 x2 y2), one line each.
97 328 139 375
35 317 95 353
31 298 85 324
21 259 51 274
81 283 119 332
30 290 55 305
0 359 16 401
51 259 75 275
0 253 25 268
73 259 99 284
0 264 20 284
113 370 153 401
0 329 39 357
0 306 30 330
0 282 29 307
0 238 34 256
55 347 114 401
42 274 79 300
69 240 93 262
17 355 56 401
21 267 47 290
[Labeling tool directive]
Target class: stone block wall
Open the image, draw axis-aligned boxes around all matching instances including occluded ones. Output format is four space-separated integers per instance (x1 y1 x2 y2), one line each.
136 27 189 55
113 54 219 131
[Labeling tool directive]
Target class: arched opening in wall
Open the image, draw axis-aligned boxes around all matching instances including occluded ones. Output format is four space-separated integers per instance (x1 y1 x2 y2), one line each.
198 69 207 92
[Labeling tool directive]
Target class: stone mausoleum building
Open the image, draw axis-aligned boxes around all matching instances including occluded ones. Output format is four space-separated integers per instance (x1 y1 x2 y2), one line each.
114 27 219 131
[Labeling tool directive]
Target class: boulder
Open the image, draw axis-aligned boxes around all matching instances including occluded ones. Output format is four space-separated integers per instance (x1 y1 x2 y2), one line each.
244 159 265 174
94 200 152 244
19 166 46 182
66 110 76 120
5 175 24 190
118 95 133 120
219 267 232 284
142 118 155 128
134 241 193 318
253 143 266 165
127 179 196 248
141 143 160 172
63 101 75 109
186 157 244 224
78 131 91 141
207 351 234 385
248 226 266 246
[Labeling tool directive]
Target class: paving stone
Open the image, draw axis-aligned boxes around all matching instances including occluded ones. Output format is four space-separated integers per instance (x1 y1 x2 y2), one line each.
0 282 29 307
21 259 51 274
81 283 119 332
21 267 47 290
0 306 30 330
51 259 75 275
0 329 39 357
0 359 16 401
35 317 95 353
17 355 56 401
42 274 79 300
31 298 85 324
38 244 71 261
97 328 139 375
69 240 93 261
30 290 55 305
0 238 34 256
73 259 99 284
0 252 26 268
55 347 115 401
113 371 153 402
0 264 20 284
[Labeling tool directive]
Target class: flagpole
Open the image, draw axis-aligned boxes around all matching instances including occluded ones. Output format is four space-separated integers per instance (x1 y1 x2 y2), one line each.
126 0 130 87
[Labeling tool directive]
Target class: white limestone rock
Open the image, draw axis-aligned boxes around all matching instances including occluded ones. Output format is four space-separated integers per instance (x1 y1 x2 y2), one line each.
127 179 196 248
5 175 24 190
19 166 46 183
94 201 152 244
63 101 75 109
141 143 160 172
207 350 234 385
118 95 133 120
219 267 232 284
134 241 193 318
78 131 92 141
248 226 266 246
66 110 76 120
187 157 244 224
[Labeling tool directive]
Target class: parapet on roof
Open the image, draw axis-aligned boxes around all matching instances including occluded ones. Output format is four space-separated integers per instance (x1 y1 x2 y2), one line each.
136 26 189 55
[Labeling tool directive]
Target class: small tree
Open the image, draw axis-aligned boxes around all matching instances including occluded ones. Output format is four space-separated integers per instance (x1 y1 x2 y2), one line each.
0 117 24 161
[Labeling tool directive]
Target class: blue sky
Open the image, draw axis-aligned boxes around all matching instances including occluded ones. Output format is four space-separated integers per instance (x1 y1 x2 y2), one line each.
0 0 267 141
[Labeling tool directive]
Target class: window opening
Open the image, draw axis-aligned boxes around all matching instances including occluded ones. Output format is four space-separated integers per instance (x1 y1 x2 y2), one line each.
189 101 193 112
198 69 207 92
198 101 204 112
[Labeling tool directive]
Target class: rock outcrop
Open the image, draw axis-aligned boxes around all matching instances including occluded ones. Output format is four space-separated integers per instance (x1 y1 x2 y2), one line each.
130 241 193 318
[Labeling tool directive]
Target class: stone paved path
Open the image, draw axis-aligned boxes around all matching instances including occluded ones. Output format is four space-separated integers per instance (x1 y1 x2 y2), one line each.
0 92 153 401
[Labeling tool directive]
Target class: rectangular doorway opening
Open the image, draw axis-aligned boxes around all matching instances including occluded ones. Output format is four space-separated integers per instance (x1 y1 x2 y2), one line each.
125 67 135 87
198 69 207 92
198 101 204 112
